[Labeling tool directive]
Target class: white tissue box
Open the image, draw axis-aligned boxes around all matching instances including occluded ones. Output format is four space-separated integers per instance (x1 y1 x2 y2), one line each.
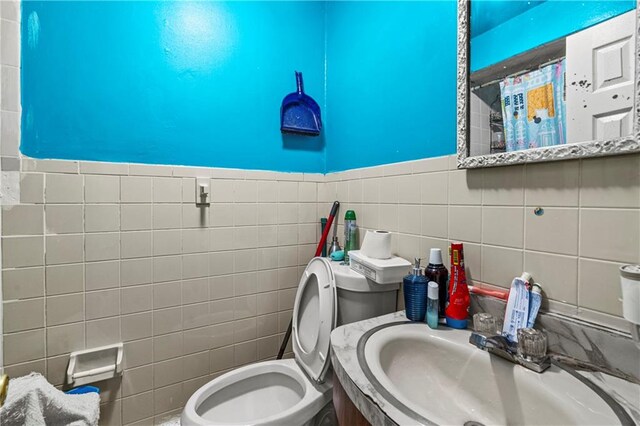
348 250 410 285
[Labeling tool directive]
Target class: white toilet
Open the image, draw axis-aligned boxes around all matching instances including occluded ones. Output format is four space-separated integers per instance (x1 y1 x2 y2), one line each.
181 257 399 426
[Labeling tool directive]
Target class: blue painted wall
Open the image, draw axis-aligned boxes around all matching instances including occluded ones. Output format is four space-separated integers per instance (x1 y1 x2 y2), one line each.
21 1 327 173
324 1 458 172
471 0 636 72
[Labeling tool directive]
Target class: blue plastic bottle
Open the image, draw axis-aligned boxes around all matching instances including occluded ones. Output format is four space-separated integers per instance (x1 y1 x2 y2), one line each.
403 258 429 321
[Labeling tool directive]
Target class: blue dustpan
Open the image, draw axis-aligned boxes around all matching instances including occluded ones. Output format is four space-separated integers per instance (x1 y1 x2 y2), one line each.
280 71 322 136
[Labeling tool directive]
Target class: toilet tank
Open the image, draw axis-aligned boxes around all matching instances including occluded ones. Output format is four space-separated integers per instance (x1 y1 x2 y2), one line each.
329 261 399 326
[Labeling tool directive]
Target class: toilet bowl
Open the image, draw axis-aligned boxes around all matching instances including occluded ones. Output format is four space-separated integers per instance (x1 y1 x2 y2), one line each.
181 359 332 426
182 257 400 425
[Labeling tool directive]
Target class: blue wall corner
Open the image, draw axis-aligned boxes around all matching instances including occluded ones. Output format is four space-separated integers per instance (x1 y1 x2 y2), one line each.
20 1 460 173
324 1 458 173
21 1 327 173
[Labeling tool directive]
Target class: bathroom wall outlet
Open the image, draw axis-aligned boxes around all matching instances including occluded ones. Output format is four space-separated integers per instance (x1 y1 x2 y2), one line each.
196 178 210 206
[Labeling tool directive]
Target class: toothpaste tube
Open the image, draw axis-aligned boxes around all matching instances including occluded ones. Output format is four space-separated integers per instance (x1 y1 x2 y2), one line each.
526 283 543 328
502 272 531 342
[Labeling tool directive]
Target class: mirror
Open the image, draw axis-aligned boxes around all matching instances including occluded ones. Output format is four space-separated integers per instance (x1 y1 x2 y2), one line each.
457 0 640 168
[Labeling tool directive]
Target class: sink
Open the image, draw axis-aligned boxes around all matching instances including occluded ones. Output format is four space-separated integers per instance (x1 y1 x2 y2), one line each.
358 322 631 425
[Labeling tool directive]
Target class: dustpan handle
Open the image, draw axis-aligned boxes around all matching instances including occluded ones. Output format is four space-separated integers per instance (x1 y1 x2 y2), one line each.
295 71 304 94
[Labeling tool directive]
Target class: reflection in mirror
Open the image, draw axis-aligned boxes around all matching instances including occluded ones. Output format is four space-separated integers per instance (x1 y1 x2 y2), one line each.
468 1 637 158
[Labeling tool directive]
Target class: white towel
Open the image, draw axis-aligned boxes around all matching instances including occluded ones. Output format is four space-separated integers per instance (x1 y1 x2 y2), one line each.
0 373 100 426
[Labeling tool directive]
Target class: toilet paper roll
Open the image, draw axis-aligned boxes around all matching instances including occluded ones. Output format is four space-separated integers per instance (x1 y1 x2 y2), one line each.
360 230 392 259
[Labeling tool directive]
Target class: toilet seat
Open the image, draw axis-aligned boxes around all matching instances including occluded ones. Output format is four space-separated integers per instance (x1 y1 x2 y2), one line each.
292 257 337 384
181 359 332 426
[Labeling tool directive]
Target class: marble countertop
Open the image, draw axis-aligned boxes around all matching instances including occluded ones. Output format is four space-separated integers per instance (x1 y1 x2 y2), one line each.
330 311 640 426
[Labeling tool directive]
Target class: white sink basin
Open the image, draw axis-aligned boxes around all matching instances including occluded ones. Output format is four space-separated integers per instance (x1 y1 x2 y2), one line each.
361 322 627 425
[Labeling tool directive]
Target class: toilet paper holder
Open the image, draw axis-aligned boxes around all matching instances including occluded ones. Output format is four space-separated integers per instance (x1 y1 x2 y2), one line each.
66 343 123 387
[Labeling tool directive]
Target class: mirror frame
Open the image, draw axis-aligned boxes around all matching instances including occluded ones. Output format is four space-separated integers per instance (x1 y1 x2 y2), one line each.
456 0 640 169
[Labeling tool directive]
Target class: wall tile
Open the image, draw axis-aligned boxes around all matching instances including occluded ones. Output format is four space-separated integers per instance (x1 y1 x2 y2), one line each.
154 282 182 309
210 203 234 227
46 264 84 295
154 383 185 416
183 253 209 280
3 267 44 300
153 177 182 203
2 236 43 267
4 360 46 380
20 173 45 203
121 177 153 203
234 180 257 203
210 346 234 373
421 205 448 238
153 256 182 283
86 289 120 320
121 286 153 315
153 230 182 256
85 233 120 261
183 302 210 330
276 204 298 226
46 293 84 326
121 312 153 342
525 208 578 256
80 162 128 176
398 205 421 235
153 332 183 362
580 209 639 263
46 205 84 234
4 329 45 365
46 174 83 203
86 317 121 347
46 323 85 357
1 65 20 111
85 261 119 290
448 170 482 205
106 213 136 244
122 391 154 425
482 165 524 206
2 205 44 235
482 207 523 248
481 245 523 288
153 204 182 229
123 339 152 369
85 205 120 232
4 298 44 332
85 175 120 203
581 155 640 208
121 258 153 286
579 258 624 316
524 251 577 305
525 160 579 207
46 234 84 265
153 357 183 388
185 326 213 354
1 112 20 157
121 231 153 259
122 365 153 397
448 206 481 243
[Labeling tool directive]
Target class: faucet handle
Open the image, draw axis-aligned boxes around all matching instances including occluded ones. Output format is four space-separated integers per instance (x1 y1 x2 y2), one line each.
473 313 498 334
517 328 547 361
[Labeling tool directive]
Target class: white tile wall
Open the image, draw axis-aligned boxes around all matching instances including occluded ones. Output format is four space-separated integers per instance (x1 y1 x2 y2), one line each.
323 153 640 328
2 160 319 425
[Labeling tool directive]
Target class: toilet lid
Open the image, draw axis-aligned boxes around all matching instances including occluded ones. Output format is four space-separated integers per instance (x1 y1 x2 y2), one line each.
292 257 336 384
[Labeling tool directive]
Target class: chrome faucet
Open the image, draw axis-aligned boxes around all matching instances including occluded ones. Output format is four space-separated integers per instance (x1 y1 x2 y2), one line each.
469 330 551 373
